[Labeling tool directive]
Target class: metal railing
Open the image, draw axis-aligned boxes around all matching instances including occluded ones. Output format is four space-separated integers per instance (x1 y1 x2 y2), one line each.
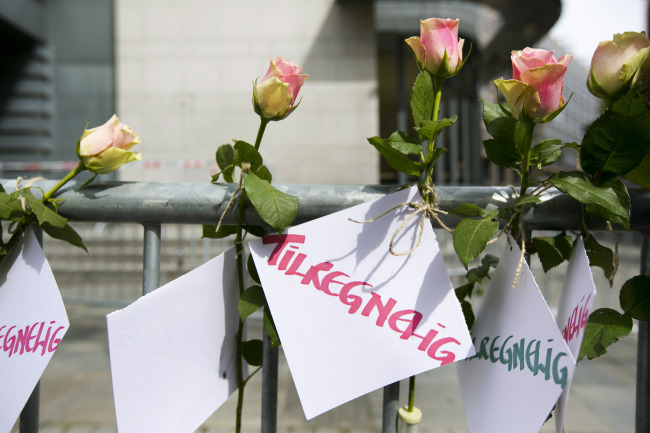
6 179 650 433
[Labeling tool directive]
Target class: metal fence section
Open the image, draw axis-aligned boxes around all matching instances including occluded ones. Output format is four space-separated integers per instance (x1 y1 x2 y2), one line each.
5 179 650 433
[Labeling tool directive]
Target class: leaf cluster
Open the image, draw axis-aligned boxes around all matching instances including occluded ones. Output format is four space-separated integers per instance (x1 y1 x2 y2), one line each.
0 184 86 263
367 72 456 178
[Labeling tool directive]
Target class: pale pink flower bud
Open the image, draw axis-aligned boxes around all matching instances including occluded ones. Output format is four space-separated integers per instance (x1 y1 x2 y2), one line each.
77 114 141 174
405 18 465 78
253 57 308 120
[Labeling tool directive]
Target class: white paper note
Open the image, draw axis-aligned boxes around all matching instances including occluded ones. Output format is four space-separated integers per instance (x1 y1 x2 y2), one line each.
249 186 475 419
457 239 575 433
107 247 243 433
555 237 597 433
0 228 69 432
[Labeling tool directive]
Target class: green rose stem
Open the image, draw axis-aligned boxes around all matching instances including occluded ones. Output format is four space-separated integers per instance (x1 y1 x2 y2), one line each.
519 121 535 197
408 75 445 416
42 162 86 201
234 117 270 433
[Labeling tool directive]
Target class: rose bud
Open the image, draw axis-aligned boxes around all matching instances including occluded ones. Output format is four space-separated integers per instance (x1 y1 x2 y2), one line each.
253 57 308 120
405 18 465 78
77 114 141 174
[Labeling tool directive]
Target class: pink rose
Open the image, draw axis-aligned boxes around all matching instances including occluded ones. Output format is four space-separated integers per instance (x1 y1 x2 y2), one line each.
495 48 572 122
253 57 308 120
77 114 141 174
405 18 465 78
588 32 650 100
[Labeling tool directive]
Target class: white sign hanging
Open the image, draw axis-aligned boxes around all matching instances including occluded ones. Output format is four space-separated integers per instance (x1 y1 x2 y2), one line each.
554 237 597 433
249 186 475 419
107 247 243 433
457 239 575 433
0 228 69 432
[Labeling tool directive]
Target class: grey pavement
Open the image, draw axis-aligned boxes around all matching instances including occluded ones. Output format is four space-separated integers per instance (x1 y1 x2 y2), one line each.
12 304 638 433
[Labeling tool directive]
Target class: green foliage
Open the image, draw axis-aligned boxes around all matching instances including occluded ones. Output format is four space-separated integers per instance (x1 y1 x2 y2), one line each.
584 235 615 284
367 136 425 176
238 285 265 321
529 139 564 168
417 117 458 144
481 101 522 168
449 203 499 219
620 275 650 320
242 339 263 366
578 308 633 361
460 300 475 329
247 254 261 284
549 171 630 230
202 224 265 239
263 308 281 348
244 171 299 233
453 217 499 269
532 234 573 273
215 144 235 182
623 152 650 188
581 92 650 178
410 71 434 125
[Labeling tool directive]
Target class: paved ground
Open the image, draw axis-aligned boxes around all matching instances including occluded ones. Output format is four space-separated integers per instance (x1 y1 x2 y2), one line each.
10 303 638 433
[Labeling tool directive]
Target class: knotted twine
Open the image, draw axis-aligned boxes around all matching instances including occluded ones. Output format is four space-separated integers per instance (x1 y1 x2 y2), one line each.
7 176 45 234
348 185 452 256
213 163 251 253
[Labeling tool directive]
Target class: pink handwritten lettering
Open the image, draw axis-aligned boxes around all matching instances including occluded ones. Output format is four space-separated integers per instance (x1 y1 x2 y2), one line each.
262 234 461 365
562 293 592 343
0 321 66 358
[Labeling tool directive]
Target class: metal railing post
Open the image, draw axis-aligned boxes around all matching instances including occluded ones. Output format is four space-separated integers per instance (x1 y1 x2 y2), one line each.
382 382 400 433
636 234 650 433
261 314 278 433
143 223 161 295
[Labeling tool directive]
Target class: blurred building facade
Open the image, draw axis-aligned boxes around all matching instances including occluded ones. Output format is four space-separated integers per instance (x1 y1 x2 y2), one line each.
2 0 591 187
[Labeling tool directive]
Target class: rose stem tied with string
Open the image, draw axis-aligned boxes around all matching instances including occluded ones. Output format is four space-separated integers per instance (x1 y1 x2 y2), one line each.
234 116 270 433
408 74 446 416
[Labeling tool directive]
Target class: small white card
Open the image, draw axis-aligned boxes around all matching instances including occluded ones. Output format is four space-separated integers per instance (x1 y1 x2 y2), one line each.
0 228 69 432
249 186 475 420
457 239 575 433
554 237 596 433
107 247 243 433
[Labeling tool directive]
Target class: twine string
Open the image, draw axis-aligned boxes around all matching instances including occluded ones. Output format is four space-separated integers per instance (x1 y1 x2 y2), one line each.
348 186 451 256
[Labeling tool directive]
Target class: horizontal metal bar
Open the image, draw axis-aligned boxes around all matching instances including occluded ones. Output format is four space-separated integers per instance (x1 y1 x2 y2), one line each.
3 179 650 232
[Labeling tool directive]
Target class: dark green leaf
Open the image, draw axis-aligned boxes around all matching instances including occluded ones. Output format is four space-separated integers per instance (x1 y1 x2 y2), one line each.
368 137 425 176
0 192 28 223
623 152 650 188
483 139 521 168
410 71 434 125
449 203 499 219
455 282 475 301
216 144 235 183
532 235 574 272
255 165 273 182
247 254 260 284
512 194 542 208
244 172 299 233
460 300 475 329
453 217 499 269
233 141 263 172
418 116 458 143
549 171 630 230
21 190 68 229
620 275 650 320
425 147 447 167
581 92 650 176
466 255 499 284
244 225 266 237
202 224 238 239
264 308 281 348
238 285 265 320
578 308 632 361
385 131 421 155
41 222 87 252
242 339 263 366
530 139 563 168
584 235 615 284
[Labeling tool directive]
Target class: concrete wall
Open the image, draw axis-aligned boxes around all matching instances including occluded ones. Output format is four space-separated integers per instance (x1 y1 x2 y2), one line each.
115 0 380 184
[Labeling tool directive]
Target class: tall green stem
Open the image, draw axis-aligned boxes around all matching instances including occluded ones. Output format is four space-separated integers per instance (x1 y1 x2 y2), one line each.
519 121 535 197
42 162 85 201
423 77 444 203
234 117 270 433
